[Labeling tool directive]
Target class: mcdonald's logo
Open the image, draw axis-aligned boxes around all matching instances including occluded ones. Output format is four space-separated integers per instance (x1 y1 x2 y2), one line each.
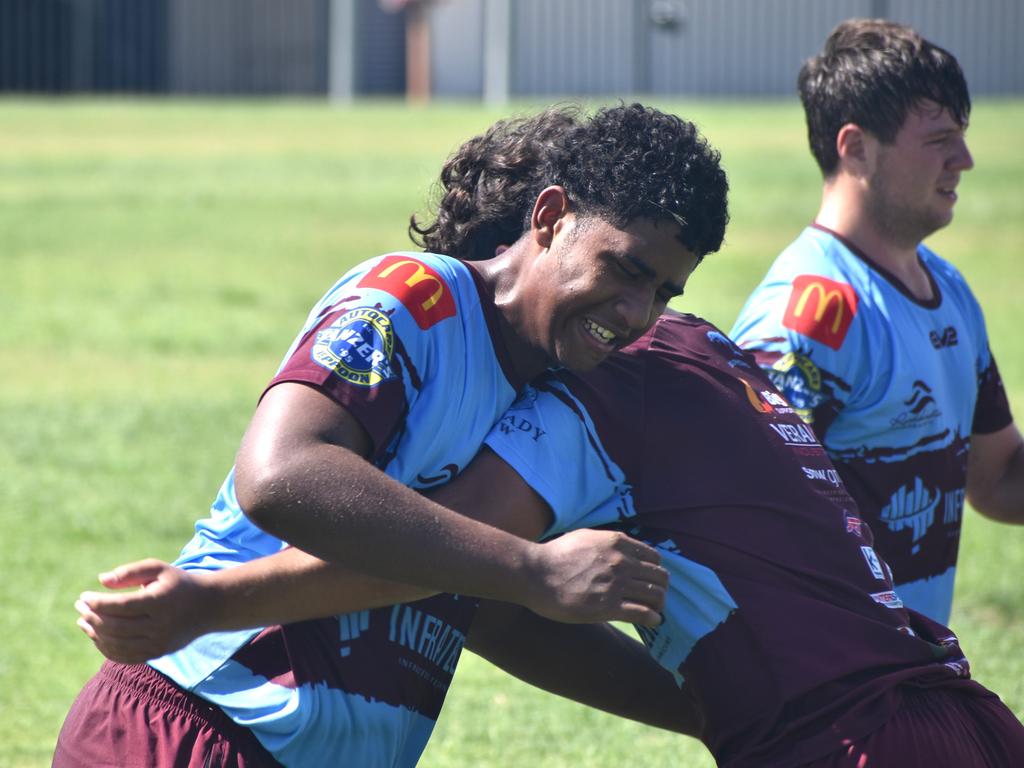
357 255 457 329
782 274 858 350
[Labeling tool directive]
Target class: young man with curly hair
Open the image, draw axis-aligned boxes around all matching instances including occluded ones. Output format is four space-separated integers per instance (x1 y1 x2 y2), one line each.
56 104 729 768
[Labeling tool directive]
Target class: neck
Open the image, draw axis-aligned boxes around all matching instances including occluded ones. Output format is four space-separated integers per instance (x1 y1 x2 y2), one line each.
470 242 551 382
815 180 933 300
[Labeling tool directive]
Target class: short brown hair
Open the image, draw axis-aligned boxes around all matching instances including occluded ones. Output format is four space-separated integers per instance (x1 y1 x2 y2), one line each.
798 19 971 176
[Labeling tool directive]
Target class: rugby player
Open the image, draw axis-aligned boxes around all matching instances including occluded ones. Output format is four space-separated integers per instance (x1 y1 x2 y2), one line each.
731 19 1024 623
55 103 729 768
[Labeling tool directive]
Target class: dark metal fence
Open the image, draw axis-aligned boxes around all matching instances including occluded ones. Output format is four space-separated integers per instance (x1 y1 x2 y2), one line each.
0 0 404 95
1 0 168 92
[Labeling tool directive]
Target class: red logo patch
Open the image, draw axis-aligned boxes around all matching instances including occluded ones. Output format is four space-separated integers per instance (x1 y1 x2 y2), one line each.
357 255 457 330
782 275 858 350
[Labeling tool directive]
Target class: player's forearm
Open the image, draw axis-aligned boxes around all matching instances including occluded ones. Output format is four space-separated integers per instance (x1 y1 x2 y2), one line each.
237 441 548 609
197 548 435 631
968 427 1024 524
75 552 438 664
466 601 702 736
970 441 1024 523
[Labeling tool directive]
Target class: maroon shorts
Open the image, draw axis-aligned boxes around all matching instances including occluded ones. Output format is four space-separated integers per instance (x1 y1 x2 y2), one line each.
53 661 282 768
803 683 1024 768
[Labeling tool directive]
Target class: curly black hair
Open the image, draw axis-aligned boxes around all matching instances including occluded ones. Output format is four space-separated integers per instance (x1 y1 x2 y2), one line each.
410 103 729 262
799 19 971 176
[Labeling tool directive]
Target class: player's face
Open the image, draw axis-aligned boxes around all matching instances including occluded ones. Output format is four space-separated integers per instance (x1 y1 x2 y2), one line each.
527 215 699 372
865 102 973 246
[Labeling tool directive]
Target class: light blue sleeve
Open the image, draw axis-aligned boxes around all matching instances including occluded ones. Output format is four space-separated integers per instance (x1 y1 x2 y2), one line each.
483 382 633 538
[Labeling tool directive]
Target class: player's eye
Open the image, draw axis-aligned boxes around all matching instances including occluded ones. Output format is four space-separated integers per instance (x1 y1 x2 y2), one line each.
615 260 640 280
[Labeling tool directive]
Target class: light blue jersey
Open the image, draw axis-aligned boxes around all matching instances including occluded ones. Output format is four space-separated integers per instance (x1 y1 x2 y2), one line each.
730 225 1011 623
150 252 524 767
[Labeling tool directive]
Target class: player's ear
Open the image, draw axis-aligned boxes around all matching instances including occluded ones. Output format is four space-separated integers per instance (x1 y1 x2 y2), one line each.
836 123 870 176
530 186 571 249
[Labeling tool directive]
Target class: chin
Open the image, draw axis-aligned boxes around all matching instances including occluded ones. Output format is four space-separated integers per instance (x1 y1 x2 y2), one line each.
925 213 954 236
556 347 608 374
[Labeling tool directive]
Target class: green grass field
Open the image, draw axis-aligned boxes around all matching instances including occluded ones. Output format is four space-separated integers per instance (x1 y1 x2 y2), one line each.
1 98 1022 767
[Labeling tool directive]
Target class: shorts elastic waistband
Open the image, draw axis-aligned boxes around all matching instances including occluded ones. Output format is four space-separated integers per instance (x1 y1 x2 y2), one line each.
97 661 243 734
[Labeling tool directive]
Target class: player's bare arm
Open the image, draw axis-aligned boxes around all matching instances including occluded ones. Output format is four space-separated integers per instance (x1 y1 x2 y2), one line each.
79 554 692 737
78 430 668 662
233 382 667 624
75 550 430 664
966 422 1024 523
467 599 700 737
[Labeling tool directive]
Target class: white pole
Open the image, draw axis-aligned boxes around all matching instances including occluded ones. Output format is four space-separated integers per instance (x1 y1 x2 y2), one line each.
482 0 510 105
328 0 357 103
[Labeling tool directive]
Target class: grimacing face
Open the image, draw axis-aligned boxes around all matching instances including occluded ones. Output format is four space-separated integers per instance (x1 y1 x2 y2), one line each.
865 102 974 247
525 214 700 372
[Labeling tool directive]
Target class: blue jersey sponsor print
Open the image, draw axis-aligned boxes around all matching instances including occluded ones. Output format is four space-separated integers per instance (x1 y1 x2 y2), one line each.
151 252 526 767
485 311 973 768
730 225 1012 623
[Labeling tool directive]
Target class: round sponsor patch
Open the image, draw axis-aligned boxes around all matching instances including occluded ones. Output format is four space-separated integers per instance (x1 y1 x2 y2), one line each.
770 352 825 421
312 307 395 387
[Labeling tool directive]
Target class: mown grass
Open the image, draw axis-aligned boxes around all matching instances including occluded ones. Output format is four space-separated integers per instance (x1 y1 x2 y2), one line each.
0 98 1021 767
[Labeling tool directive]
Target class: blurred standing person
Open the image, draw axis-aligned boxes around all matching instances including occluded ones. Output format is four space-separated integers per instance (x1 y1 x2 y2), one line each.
731 19 1024 624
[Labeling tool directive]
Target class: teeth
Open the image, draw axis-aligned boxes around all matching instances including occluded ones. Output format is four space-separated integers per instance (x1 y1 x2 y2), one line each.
584 318 616 344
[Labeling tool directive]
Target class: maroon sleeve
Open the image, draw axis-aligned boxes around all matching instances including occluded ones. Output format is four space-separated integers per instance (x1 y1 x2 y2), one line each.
972 350 1013 435
262 306 409 459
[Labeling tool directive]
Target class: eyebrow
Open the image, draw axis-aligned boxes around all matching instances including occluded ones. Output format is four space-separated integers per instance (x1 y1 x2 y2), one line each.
923 120 967 139
625 254 686 298
925 127 961 139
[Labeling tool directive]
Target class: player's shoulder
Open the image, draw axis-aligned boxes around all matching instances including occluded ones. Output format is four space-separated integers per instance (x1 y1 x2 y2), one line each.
647 309 733 352
736 228 860 324
350 251 473 292
325 251 476 331
734 228 868 352
772 226 866 284
622 310 756 379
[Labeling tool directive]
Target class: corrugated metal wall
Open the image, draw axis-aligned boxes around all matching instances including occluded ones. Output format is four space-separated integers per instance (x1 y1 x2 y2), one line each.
646 0 876 96
1 0 1020 96
493 0 1021 97
0 0 169 92
509 0 643 96
889 0 1024 95
167 0 326 94
0 0 404 95
430 0 483 97
354 0 405 94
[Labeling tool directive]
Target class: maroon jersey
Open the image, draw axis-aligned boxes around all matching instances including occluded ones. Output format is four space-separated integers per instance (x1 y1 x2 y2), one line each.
485 311 977 767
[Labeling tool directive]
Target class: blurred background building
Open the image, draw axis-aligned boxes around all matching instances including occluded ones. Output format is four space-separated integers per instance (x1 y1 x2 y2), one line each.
1 0 1020 100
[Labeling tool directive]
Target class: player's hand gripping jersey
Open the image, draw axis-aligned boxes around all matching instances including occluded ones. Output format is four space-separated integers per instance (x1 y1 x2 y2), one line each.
730 225 1012 623
485 311 979 768
150 253 528 768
